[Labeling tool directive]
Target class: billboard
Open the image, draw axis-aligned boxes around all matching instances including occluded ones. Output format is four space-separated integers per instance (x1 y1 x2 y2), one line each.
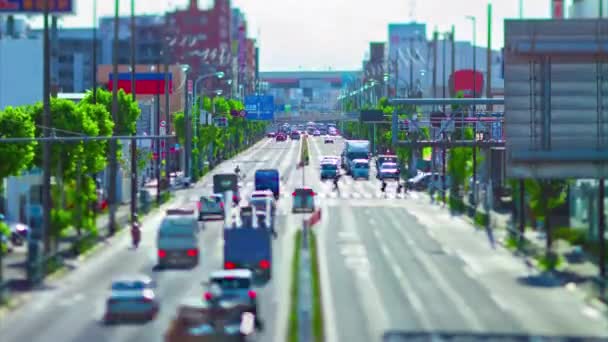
108 73 173 95
245 95 274 121
449 70 484 98
360 110 386 123
504 19 608 179
0 0 73 13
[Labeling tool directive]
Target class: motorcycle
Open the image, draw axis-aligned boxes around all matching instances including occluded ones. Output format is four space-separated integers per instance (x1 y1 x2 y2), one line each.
131 222 141 249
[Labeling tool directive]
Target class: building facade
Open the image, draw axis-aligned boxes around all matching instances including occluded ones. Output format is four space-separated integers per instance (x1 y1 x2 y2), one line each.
261 71 360 114
569 0 607 18
0 38 43 109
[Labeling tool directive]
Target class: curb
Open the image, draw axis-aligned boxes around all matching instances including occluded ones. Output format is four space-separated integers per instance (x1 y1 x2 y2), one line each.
0 292 31 319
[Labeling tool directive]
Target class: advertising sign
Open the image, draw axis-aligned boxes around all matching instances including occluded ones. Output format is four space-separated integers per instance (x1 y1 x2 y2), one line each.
245 95 275 121
359 110 385 123
505 19 608 178
108 73 173 95
0 0 74 13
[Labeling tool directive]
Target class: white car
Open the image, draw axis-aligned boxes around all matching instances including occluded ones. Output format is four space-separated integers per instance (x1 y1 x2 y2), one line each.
320 156 340 165
324 135 334 144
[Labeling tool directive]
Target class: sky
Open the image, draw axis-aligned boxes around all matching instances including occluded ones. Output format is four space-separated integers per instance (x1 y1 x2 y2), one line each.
28 0 553 71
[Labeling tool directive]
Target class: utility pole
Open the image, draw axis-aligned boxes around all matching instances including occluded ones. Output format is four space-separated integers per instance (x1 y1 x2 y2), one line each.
42 0 52 254
130 0 137 224
92 0 98 104
442 34 446 113
432 30 438 100
108 0 120 236
156 63 161 205
164 10 171 185
451 26 455 92
409 37 414 96
486 3 493 111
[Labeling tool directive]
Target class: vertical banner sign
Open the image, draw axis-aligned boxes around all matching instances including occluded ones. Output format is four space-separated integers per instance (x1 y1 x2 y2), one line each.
238 25 247 72
187 80 193 95
552 0 564 19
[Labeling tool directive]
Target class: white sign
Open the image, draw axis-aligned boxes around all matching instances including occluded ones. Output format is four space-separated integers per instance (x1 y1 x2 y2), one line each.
160 126 166 135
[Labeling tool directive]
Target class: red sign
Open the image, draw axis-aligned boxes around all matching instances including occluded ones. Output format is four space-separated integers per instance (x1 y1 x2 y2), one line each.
449 70 484 98
187 80 193 94
307 208 322 227
552 0 564 19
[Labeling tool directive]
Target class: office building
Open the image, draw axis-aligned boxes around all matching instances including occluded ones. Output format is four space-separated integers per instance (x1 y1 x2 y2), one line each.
0 38 43 109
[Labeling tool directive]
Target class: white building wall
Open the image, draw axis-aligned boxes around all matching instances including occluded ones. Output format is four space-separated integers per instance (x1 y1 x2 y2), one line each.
0 38 43 109
569 0 607 18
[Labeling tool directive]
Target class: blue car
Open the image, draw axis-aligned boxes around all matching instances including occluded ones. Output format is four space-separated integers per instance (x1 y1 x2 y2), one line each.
320 162 339 179
351 159 370 179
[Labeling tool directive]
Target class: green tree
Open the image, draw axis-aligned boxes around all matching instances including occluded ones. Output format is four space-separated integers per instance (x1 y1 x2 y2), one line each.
172 111 185 145
525 179 568 254
0 106 37 190
81 88 140 135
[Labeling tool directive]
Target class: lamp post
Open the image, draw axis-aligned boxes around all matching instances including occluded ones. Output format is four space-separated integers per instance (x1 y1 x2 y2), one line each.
467 15 478 207
182 64 191 178
193 71 225 125
108 0 120 236
129 0 137 225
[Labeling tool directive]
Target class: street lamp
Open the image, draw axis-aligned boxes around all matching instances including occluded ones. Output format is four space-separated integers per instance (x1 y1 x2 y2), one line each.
194 71 225 124
181 64 191 178
466 15 478 208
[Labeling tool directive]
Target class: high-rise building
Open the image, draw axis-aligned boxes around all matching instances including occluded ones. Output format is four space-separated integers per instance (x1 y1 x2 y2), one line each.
569 0 607 17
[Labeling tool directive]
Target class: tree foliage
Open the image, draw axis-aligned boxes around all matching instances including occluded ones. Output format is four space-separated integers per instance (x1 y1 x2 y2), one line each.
81 88 140 135
0 106 37 183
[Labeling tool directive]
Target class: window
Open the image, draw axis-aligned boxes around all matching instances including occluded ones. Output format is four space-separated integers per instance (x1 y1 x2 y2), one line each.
220 29 228 39
212 277 250 289
200 16 208 25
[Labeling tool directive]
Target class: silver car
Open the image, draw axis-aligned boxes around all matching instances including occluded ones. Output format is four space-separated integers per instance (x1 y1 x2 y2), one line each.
104 275 159 324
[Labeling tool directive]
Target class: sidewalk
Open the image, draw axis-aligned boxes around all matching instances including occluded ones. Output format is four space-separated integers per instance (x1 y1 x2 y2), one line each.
2 186 151 296
417 189 606 306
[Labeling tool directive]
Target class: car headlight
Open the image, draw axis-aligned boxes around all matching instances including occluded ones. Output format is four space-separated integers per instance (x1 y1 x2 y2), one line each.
224 324 241 335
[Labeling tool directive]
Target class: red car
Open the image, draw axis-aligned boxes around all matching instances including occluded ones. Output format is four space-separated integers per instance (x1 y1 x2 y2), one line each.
276 133 287 141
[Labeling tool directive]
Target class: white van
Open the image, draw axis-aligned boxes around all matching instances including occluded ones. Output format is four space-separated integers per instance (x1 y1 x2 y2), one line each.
157 209 200 268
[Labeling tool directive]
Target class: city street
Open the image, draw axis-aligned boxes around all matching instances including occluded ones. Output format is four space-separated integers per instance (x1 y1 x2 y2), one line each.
306 137 608 341
0 138 302 342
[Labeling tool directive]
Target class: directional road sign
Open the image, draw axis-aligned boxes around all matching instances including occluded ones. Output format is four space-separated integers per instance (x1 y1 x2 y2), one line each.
245 95 275 121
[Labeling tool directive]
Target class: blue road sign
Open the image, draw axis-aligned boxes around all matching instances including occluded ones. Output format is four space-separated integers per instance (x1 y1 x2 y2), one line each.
245 95 275 121
0 0 74 13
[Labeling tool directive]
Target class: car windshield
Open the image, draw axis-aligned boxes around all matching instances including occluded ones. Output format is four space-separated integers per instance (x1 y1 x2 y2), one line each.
382 163 397 169
111 280 149 291
321 164 337 170
212 277 251 290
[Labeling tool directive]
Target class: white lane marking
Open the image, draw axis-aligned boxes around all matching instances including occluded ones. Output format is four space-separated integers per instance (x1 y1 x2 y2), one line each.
369 218 376 225
373 228 430 329
385 210 486 331
582 306 601 320
352 192 362 199
317 209 340 342
490 293 510 312
364 193 372 199
340 208 390 338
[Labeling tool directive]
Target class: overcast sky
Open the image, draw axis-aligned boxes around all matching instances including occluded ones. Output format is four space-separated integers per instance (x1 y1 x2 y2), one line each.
28 0 552 71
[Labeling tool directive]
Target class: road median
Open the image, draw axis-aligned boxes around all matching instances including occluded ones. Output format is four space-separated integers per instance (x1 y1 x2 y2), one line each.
287 227 324 342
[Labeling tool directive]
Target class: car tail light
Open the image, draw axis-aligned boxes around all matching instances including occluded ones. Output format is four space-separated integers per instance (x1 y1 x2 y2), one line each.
204 292 213 301
292 192 297 196
187 249 198 257
158 249 167 258
224 261 236 269
259 259 270 270
233 195 238 202
197 201 202 211
247 290 257 299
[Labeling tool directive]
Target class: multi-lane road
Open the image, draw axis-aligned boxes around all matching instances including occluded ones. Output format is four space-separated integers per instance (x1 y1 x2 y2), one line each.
306 136 608 341
2 133 607 342
0 137 303 342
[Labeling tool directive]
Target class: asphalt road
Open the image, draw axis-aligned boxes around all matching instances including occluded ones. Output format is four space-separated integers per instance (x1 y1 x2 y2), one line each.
0 137 303 342
307 136 608 341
